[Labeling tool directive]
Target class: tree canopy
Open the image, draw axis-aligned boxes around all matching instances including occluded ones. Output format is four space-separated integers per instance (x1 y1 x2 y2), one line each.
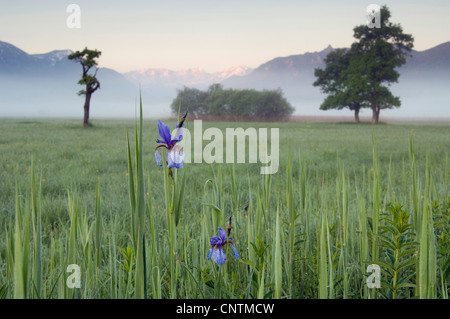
171 84 294 121
313 6 413 123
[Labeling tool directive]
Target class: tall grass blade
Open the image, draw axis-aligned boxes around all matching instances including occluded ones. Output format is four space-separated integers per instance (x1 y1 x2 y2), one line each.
274 207 282 299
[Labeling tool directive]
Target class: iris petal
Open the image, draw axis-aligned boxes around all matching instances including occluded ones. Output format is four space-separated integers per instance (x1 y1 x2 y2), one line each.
157 120 172 146
232 244 239 259
170 127 183 146
167 145 185 169
218 227 226 243
207 248 213 260
155 150 162 167
210 236 220 246
211 247 227 266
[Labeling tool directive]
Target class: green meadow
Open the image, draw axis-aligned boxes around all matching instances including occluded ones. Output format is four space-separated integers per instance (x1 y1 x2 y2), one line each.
0 116 449 299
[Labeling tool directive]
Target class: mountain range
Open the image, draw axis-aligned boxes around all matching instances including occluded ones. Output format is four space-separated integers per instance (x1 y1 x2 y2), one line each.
124 65 252 89
0 40 449 118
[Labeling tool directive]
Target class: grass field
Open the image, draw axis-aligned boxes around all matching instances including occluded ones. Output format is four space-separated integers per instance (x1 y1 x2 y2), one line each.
0 116 449 299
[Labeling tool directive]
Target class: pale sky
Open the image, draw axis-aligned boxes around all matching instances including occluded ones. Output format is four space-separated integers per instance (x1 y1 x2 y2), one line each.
1 0 449 73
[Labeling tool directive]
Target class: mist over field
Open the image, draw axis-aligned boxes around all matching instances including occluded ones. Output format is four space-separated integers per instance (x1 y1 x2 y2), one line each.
1 40 449 120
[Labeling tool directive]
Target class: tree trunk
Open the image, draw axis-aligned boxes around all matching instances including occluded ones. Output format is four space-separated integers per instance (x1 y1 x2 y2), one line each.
354 108 360 123
371 106 378 124
83 92 91 127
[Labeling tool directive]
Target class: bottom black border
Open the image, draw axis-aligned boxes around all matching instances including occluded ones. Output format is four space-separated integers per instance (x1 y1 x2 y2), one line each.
1 299 447 317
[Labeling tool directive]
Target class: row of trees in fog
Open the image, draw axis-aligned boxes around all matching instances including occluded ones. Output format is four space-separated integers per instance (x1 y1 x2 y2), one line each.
171 84 294 121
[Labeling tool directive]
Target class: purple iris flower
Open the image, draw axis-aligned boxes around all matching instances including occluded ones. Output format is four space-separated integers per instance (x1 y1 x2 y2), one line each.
155 120 185 169
207 227 239 266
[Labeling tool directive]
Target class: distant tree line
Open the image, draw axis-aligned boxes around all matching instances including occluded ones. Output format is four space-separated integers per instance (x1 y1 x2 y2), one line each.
171 84 294 121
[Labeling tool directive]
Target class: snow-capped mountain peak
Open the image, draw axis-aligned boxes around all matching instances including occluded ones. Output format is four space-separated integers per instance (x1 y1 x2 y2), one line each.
213 65 252 79
124 65 252 88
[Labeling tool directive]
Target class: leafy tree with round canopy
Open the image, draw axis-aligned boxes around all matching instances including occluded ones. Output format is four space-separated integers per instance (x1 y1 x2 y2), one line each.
314 48 368 122
314 6 413 123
